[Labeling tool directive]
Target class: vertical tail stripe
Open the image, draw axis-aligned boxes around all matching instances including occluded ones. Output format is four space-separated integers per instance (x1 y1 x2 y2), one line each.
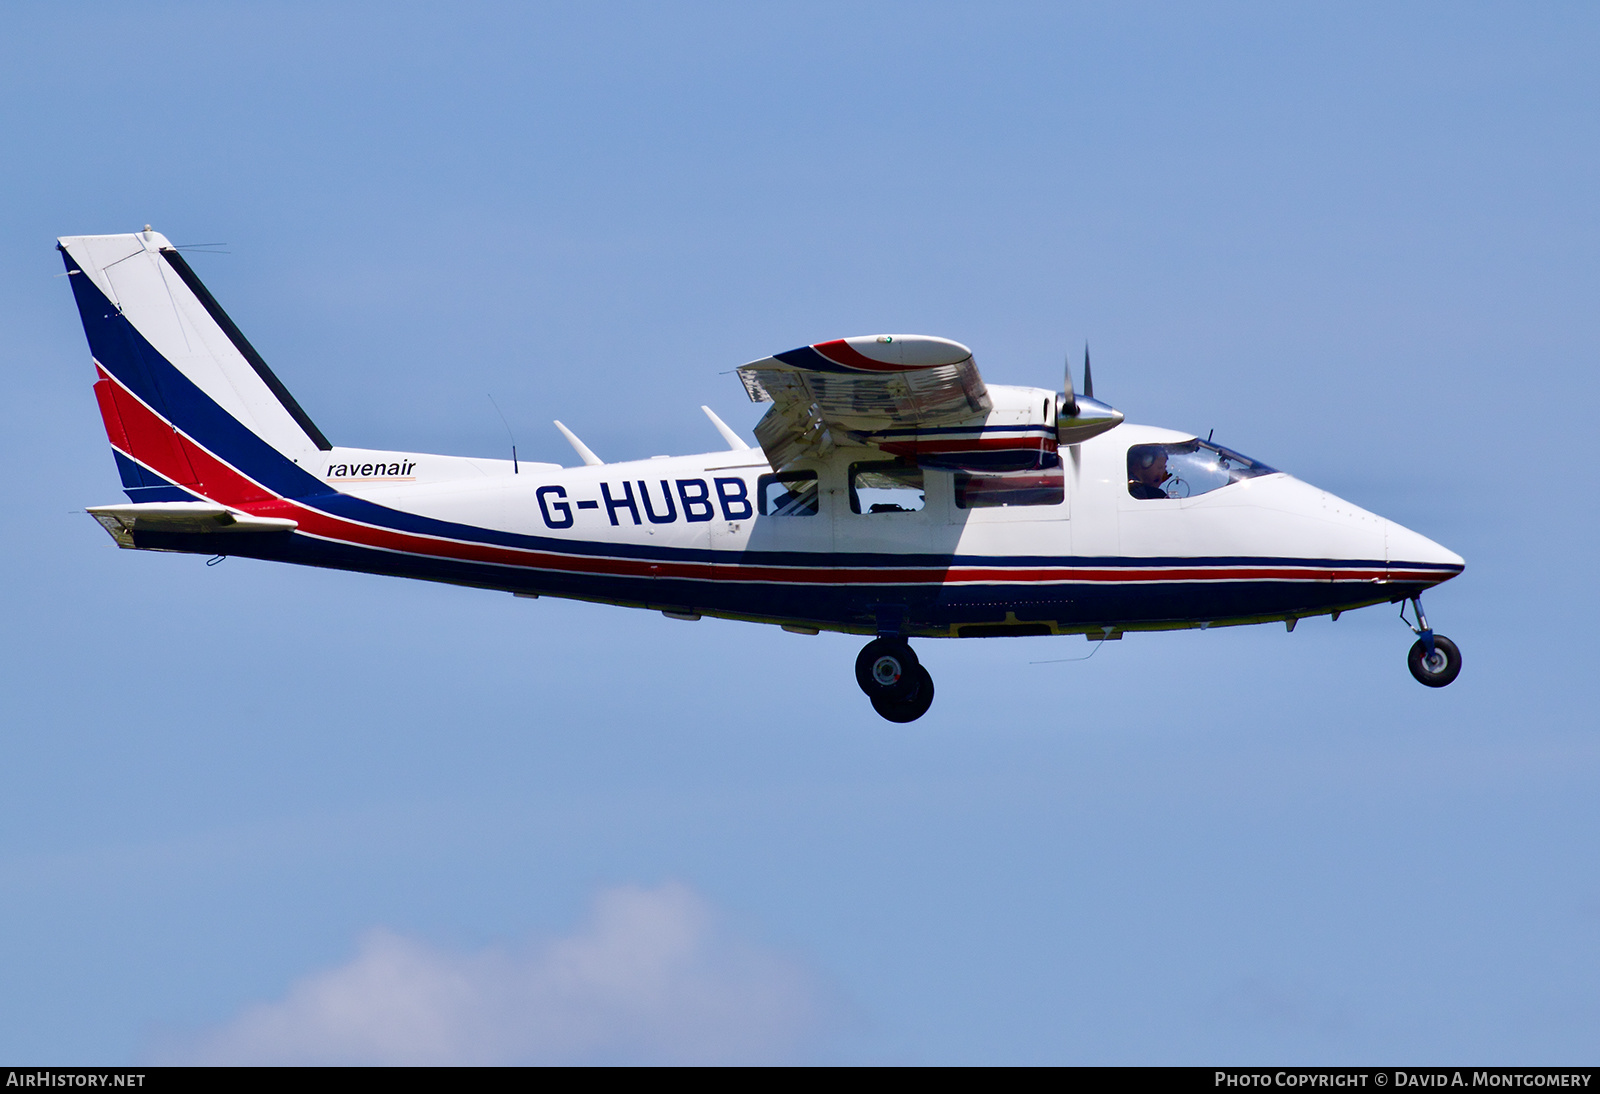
64 251 333 501
157 248 332 451
91 378 131 453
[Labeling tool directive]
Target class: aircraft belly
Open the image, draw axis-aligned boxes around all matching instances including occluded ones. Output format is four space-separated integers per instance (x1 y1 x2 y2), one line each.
142 523 1416 638
931 579 1391 634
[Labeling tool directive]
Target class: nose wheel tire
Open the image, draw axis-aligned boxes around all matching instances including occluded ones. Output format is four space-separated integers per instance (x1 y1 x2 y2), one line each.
1407 634 1462 688
856 637 921 700
870 665 935 722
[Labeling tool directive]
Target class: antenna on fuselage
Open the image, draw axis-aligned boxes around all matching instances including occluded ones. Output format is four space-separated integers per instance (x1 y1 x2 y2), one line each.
701 405 751 452
488 394 518 473
553 420 604 466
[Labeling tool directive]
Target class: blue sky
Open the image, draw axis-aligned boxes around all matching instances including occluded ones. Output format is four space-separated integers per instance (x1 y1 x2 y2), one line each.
2 1 1597 1064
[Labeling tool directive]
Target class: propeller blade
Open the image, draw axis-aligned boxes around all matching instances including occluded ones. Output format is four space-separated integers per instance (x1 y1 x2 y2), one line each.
1062 349 1077 417
1056 341 1124 446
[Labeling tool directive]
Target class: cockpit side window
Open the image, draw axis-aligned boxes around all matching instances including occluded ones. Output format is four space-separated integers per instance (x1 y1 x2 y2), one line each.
849 461 926 514
1126 440 1276 500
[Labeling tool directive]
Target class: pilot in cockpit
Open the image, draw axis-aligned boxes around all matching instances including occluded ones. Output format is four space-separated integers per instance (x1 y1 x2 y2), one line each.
1127 446 1171 500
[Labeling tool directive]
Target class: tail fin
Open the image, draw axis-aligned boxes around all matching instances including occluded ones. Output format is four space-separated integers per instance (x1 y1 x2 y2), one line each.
59 228 330 504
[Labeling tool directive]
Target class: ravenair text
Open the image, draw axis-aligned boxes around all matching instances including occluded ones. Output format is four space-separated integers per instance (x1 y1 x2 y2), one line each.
537 478 753 530
326 460 416 479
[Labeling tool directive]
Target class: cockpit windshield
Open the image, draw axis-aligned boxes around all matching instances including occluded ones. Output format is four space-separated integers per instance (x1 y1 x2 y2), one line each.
1126 440 1276 500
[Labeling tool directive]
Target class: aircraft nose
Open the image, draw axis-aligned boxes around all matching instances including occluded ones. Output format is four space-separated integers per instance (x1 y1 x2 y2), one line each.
1385 519 1465 575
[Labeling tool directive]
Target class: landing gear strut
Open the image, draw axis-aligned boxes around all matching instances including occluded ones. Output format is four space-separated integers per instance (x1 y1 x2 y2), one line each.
1401 596 1461 688
856 637 936 722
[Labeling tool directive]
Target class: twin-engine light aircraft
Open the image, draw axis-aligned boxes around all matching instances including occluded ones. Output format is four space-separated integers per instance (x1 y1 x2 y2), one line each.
59 228 1465 722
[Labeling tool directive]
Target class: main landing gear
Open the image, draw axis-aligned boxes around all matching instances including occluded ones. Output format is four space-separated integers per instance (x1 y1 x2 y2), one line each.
1401 595 1462 688
856 636 936 722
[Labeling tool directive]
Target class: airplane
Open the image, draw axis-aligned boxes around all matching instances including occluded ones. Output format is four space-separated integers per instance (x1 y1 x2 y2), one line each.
57 227 1465 722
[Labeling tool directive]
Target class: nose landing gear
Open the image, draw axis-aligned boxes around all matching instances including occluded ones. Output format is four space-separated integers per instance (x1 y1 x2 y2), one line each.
1401 596 1462 688
856 637 936 722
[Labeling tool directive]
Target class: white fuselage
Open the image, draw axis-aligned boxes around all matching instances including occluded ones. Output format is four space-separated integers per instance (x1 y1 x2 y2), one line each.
265 387 1459 639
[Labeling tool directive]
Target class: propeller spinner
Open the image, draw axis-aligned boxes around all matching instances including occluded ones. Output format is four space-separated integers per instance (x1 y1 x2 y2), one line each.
1057 343 1123 446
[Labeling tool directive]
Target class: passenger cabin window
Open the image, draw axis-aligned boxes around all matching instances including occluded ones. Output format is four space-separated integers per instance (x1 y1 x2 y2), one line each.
1127 440 1276 500
954 469 1064 509
849 461 926 514
757 471 819 516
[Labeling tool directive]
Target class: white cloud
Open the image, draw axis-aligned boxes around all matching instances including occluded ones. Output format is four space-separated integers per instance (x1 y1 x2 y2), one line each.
166 882 824 1065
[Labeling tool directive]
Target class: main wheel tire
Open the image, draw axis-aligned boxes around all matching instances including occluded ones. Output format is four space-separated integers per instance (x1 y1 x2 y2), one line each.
855 638 920 700
1408 634 1462 688
870 665 935 722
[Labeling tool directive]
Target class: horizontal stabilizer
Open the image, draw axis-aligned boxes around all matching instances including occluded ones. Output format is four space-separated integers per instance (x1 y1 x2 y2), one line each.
87 502 297 548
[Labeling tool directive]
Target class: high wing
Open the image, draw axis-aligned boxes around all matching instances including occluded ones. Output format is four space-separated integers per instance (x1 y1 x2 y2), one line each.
738 335 994 470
